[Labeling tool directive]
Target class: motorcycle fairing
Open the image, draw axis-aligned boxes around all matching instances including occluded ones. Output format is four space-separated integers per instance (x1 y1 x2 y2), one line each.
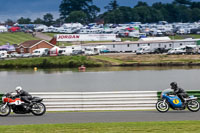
163 95 183 108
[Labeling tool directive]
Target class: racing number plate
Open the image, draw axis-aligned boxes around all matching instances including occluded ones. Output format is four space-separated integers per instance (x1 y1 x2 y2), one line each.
173 99 180 104
15 100 22 105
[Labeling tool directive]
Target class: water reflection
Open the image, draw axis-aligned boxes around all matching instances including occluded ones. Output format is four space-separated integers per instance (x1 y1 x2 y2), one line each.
1 66 200 73
0 66 200 93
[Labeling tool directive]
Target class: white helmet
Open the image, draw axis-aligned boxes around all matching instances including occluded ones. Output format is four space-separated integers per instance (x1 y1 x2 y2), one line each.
15 86 22 93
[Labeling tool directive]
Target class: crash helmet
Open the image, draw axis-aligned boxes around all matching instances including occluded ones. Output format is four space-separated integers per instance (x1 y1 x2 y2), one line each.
170 82 177 89
15 86 22 93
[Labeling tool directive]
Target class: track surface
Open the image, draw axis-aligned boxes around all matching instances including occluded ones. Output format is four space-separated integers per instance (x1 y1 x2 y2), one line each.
0 111 200 125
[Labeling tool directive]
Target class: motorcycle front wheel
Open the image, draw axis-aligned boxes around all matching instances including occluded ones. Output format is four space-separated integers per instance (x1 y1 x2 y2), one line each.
156 100 169 113
187 100 200 112
31 103 46 116
0 104 11 117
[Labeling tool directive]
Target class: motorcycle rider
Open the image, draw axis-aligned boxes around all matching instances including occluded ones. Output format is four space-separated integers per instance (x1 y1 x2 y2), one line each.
15 86 33 108
170 82 189 103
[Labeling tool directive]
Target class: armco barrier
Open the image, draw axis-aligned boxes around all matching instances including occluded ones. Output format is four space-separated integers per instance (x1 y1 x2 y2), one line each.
1 91 199 111
31 91 158 111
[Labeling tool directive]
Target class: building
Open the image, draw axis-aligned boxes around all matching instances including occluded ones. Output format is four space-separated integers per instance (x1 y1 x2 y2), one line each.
16 40 55 53
82 38 200 53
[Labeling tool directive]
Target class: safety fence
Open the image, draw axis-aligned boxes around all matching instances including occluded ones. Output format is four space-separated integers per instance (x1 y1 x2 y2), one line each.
0 91 200 111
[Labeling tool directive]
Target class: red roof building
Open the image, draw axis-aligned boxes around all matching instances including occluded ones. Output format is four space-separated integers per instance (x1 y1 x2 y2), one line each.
16 40 55 53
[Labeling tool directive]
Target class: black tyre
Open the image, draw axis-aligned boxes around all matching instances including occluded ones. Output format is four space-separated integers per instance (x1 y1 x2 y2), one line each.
187 100 200 112
0 104 11 117
156 100 169 113
31 103 46 116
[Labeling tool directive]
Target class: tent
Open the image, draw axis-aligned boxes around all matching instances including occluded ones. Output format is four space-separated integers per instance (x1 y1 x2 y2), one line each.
8 27 20 32
0 44 16 52
0 26 7 32
62 23 83 29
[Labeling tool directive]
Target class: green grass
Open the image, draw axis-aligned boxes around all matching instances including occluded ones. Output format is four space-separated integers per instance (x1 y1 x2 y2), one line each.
0 32 40 45
91 55 200 66
0 56 102 68
92 56 124 64
0 121 200 133
121 37 139 41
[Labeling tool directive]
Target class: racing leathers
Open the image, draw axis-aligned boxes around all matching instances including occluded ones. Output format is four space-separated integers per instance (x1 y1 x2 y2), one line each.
173 87 189 102
15 90 32 104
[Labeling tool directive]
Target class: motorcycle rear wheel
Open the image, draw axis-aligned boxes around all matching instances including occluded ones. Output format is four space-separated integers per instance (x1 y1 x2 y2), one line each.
31 103 46 116
187 100 200 112
156 100 169 113
0 104 11 117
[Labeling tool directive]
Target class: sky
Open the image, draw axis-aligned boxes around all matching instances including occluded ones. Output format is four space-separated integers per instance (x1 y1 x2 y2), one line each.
0 0 199 22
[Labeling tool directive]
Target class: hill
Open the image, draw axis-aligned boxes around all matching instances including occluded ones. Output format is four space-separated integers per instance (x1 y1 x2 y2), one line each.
0 32 40 45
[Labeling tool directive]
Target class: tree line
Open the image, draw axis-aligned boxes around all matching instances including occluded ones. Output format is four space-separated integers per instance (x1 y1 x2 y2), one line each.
5 0 200 26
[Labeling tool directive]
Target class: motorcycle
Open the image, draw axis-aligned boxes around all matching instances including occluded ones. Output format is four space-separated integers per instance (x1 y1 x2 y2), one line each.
0 92 46 116
156 89 200 113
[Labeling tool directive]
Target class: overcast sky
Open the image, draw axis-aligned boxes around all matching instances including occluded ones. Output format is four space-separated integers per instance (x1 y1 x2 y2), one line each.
0 0 199 22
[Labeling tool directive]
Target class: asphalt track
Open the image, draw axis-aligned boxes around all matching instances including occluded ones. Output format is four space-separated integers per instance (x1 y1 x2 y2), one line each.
0 110 200 125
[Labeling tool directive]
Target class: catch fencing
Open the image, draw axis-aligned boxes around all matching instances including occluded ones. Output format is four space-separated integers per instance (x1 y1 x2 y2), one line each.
1 91 200 111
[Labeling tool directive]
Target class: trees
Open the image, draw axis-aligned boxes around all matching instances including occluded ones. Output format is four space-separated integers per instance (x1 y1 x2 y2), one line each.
59 0 100 22
5 0 200 26
66 11 88 24
104 0 119 11
43 13 54 26
173 0 191 5
17 17 31 24
33 18 44 24
5 19 15 26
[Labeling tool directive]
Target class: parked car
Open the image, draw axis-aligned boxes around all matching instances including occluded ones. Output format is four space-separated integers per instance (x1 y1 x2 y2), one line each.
150 48 169 54
71 50 84 55
167 47 185 55
0 51 9 59
22 53 32 58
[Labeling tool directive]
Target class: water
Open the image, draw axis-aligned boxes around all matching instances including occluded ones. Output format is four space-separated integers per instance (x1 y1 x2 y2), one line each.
0 66 200 93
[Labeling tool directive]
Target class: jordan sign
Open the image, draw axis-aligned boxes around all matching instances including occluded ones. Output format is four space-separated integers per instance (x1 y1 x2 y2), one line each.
57 34 117 41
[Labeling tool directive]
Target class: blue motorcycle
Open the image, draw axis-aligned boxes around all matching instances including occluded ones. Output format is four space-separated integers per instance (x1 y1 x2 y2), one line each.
156 89 200 112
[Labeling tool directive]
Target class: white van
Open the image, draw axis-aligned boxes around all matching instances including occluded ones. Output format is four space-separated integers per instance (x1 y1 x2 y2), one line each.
85 47 100 55
32 48 49 57
59 45 82 56
136 46 151 54
59 47 73 56
168 45 198 55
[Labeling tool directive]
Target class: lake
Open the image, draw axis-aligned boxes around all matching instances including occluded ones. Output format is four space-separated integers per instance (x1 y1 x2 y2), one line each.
0 66 199 93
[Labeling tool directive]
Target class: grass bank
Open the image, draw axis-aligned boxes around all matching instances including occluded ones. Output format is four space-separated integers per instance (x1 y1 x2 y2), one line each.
90 54 200 66
0 121 200 133
1 54 200 69
0 32 40 45
0 56 102 68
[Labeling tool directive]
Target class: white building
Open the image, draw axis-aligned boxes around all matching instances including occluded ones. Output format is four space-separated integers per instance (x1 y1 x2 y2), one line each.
82 38 200 53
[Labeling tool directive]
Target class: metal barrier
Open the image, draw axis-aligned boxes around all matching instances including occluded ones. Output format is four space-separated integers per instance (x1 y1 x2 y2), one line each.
1 91 199 111
31 91 158 111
